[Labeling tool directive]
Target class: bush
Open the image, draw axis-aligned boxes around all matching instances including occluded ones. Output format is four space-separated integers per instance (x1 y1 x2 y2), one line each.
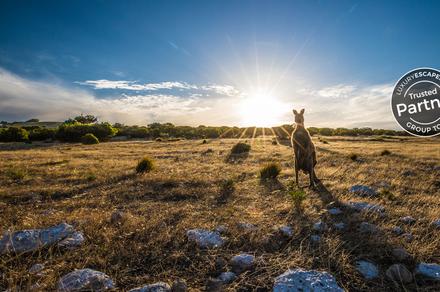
0 127 29 142
81 133 99 144
380 149 391 156
230 142 251 155
136 157 155 173
260 162 281 180
218 179 235 203
272 139 278 145
56 122 117 142
29 127 56 141
155 138 162 142
289 188 307 210
202 139 207 144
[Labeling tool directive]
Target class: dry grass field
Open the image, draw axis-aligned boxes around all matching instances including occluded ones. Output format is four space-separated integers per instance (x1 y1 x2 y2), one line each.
0 136 439 291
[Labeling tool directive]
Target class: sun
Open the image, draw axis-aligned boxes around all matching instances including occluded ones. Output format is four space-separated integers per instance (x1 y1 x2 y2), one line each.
237 90 286 127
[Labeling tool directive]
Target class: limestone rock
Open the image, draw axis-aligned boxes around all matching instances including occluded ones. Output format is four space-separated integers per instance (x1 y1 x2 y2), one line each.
385 264 413 284
349 185 377 197
57 268 114 291
415 263 440 281
356 260 379 280
186 229 223 249
273 269 344 292
230 253 255 274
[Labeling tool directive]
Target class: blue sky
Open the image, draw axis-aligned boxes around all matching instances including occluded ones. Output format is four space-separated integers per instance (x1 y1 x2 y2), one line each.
0 0 439 128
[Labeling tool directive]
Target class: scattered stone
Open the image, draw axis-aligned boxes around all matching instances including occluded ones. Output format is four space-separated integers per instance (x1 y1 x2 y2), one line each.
171 279 187 292
58 232 85 249
415 263 440 281
392 226 404 235
278 225 293 238
57 268 114 291
273 269 344 292
29 263 45 274
346 201 385 214
326 201 338 209
310 235 321 243
349 185 377 197
186 229 224 249
214 225 227 234
230 253 255 274
359 222 378 234
313 221 327 232
385 264 413 284
400 216 416 225
0 223 75 254
328 208 342 215
128 282 171 292
218 272 236 284
356 260 379 280
432 219 440 229
333 223 346 231
110 210 126 225
392 248 411 262
401 233 414 242
237 222 257 231
205 278 223 292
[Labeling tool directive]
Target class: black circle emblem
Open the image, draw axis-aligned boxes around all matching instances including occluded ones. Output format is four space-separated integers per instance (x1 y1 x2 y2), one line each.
391 68 440 137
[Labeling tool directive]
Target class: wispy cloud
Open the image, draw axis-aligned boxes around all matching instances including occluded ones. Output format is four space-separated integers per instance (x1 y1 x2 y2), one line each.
76 79 241 97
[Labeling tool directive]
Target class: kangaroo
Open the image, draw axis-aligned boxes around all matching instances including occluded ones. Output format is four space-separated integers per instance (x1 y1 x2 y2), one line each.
291 109 317 188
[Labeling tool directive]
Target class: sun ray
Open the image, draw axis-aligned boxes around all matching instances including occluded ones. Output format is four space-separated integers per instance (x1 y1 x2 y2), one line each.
251 127 257 145
239 127 249 140
270 127 280 145
219 128 233 139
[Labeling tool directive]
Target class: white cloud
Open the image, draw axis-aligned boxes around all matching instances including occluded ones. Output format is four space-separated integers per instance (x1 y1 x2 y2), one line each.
77 79 241 97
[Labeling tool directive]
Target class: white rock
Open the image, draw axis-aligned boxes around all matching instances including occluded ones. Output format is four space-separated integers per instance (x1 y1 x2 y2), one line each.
57 268 114 291
391 226 404 235
313 221 327 232
359 222 378 234
346 202 385 214
29 263 45 274
310 235 321 243
278 226 293 238
401 233 414 242
356 260 379 279
237 222 257 231
214 225 227 234
349 185 377 197
0 223 75 254
415 263 440 280
432 219 440 229
58 232 85 249
186 229 224 249
128 282 171 292
334 223 346 230
399 216 416 224
273 268 344 292
230 253 255 274
218 271 236 284
385 264 412 284
328 208 342 215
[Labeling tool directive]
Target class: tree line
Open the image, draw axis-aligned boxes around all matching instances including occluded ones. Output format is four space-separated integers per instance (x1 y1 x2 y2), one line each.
0 115 409 143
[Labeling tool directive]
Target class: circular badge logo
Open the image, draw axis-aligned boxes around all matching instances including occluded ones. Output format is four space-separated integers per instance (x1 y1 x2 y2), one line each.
391 68 440 137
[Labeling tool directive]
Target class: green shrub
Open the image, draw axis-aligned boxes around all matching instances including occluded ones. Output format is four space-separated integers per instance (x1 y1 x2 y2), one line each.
289 188 307 209
260 162 281 180
349 153 358 161
136 157 155 173
230 142 251 155
29 127 56 141
380 149 391 156
56 122 117 142
0 127 29 142
81 133 99 145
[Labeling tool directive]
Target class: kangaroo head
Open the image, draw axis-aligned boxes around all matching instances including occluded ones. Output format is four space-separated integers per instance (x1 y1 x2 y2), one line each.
292 108 305 125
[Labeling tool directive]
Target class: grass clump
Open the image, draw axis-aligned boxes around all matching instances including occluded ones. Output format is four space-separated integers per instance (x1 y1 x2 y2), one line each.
230 142 251 155
289 187 307 210
379 189 396 200
259 162 281 180
349 153 358 161
218 178 235 203
81 133 99 145
380 149 392 156
136 156 155 173
272 138 278 145
6 168 27 181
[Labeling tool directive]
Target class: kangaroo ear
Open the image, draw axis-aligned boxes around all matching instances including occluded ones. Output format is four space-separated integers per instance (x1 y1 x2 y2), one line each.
300 108 305 115
293 109 298 115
